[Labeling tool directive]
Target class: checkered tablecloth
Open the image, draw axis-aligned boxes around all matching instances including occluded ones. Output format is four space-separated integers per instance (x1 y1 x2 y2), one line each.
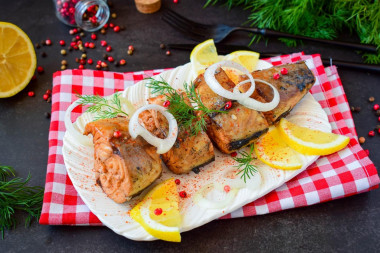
39 52 379 225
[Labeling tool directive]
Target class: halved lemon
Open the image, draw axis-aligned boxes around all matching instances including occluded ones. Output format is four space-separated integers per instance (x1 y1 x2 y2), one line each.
0 22 36 98
224 50 260 72
279 118 350 156
190 39 219 76
255 126 303 170
130 178 181 242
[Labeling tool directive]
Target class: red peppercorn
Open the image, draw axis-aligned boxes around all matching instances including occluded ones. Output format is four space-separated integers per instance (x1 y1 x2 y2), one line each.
166 50 171 56
45 89 52 95
89 42 95 48
37 66 44 73
28 91 35 97
154 208 163 216
280 68 288 75
70 41 76 47
107 56 114 62
113 130 121 138
103 23 108 29
97 60 102 65
96 64 101 70
119 59 126 65
163 100 170 107
113 26 120 32
78 64 84 69
224 185 230 193
231 151 237 157
106 46 112 52
179 191 187 198
128 45 134 51
364 149 370 156
173 0 178 3
87 59 93 65
59 40 65 46
175 179 180 185
100 40 107 47
91 33 97 40
72 28 78 34
45 39 52 46
75 35 81 40
84 42 89 48
368 130 375 137
224 101 232 110
109 23 115 28
79 59 86 65
374 104 380 110
43 94 49 100
273 73 280 80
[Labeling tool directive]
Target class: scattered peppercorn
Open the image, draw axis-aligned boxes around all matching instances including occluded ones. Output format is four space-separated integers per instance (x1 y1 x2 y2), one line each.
113 26 120 32
87 59 93 65
91 33 97 40
37 66 44 74
280 68 288 75
368 130 375 137
59 40 66 46
79 59 86 65
114 61 120 67
109 23 115 28
154 208 162 216
111 13 117 18
163 100 170 107
273 73 280 80
160 43 166 49
230 151 237 157
44 112 51 119
28 91 35 97
175 179 180 185
89 42 95 48
376 110 380 116
35 43 40 49
107 56 114 62
354 106 361 112
179 191 187 198
96 64 101 70
80 32 85 37
61 65 67 70
369 96 375 102
100 28 106 34
224 185 230 193
100 40 107 47
173 0 178 3
46 89 52 95
128 45 134 51
45 39 52 46
61 60 68 65
103 53 108 60
224 101 232 110
127 49 133 55
81 53 87 59
120 25 126 31
47 97 51 103
41 52 47 58
60 49 67 55
374 104 380 111
75 57 80 63
97 60 102 65
43 94 49 100
31 75 37 81
119 59 126 65
113 130 121 138
359 136 365 144
166 50 171 56
78 64 84 69
101 62 108 68
106 46 112 52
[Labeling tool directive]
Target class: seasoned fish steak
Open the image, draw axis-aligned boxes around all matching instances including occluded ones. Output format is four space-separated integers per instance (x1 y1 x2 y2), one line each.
84 117 162 203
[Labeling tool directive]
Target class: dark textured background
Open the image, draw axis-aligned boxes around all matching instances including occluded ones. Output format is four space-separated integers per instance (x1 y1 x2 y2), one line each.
0 0 379 252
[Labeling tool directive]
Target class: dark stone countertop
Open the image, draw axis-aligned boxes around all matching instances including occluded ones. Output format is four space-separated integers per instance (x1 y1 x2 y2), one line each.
0 0 379 252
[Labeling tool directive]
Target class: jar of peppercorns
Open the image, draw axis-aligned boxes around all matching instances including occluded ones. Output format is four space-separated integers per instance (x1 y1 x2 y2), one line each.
54 0 110 31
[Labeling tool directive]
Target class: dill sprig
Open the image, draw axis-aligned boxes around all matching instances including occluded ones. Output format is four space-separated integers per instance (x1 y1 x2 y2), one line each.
76 92 128 120
0 165 44 239
204 0 380 64
146 77 226 135
233 144 258 183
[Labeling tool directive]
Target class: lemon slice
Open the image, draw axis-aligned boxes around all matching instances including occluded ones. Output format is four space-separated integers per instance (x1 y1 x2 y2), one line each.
190 39 219 76
224 50 260 72
255 126 303 170
279 118 350 156
0 22 36 98
130 178 181 242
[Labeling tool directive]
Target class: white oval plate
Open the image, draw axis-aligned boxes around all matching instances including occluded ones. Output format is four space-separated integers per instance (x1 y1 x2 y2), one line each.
62 60 330 241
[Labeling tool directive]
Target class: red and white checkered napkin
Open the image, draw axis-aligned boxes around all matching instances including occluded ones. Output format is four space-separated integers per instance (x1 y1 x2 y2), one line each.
39 52 379 225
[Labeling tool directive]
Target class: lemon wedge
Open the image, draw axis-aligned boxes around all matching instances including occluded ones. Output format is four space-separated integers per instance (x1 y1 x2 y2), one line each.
279 118 350 156
130 178 181 242
190 39 219 76
0 22 36 98
255 126 303 170
224 50 260 72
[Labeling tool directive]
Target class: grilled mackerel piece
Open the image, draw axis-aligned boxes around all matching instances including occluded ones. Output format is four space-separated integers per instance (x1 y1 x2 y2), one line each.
84 117 162 203
194 69 269 154
242 61 315 124
194 61 315 154
139 94 215 174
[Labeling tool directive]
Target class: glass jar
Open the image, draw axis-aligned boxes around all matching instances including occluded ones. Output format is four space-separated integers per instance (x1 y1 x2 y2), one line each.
54 0 110 32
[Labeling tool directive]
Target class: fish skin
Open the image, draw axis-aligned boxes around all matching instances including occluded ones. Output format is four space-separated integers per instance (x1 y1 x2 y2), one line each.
84 117 162 203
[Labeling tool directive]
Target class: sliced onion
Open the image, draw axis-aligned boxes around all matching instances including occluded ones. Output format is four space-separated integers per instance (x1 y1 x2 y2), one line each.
129 104 178 154
234 79 280 112
204 60 256 101
64 100 93 147
194 183 238 209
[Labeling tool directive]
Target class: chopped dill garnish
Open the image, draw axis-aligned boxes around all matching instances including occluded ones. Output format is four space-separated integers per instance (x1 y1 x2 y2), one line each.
146 77 226 135
76 92 128 120
233 144 258 183
0 165 44 239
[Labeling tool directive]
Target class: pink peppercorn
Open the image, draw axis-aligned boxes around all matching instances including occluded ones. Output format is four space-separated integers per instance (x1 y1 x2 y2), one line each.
89 42 95 48
107 56 114 62
119 59 126 65
368 130 375 137
175 179 180 185
109 23 115 28
374 104 380 110
87 59 93 65
75 35 81 40
78 64 84 69
106 46 112 52
37 66 44 73
179 191 187 198
100 40 107 47
97 60 102 65
113 131 121 138
45 39 52 46
91 33 97 40
224 185 230 193
59 40 65 46
163 100 170 107
43 94 49 100
113 26 120 32
280 68 288 75
28 91 35 97
154 208 162 215
128 45 134 51
84 42 89 48
231 152 237 157
224 101 232 110
273 73 280 80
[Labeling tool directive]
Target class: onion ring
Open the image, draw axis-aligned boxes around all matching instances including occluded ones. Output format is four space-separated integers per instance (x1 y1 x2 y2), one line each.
204 60 256 101
129 104 178 154
234 79 280 112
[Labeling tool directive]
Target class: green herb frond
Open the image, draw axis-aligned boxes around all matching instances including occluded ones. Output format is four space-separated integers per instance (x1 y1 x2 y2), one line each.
0 165 44 239
76 92 128 120
233 145 258 183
